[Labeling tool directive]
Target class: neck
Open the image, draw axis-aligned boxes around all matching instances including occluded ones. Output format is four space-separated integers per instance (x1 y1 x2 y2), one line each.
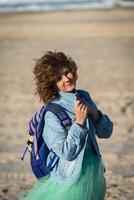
66 89 76 93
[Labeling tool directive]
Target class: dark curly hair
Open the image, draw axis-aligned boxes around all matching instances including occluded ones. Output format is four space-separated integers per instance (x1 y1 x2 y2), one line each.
33 51 78 104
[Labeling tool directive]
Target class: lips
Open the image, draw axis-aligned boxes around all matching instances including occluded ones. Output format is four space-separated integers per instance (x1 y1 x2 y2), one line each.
65 82 72 87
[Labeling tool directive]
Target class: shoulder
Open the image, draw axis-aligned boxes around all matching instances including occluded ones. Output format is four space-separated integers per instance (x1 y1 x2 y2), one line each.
44 110 61 124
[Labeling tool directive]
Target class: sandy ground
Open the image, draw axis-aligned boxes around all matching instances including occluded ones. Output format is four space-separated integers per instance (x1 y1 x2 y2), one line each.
0 8 134 200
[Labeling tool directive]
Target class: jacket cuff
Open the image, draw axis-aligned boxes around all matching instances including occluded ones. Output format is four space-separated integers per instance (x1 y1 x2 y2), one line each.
94 110 113 138
69 122 88 140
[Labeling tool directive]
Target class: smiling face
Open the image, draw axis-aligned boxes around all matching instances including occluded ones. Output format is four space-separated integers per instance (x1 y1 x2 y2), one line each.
56 71 77 93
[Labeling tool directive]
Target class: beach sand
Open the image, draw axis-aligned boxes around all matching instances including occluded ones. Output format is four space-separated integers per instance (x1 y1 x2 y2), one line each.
0 8 134 200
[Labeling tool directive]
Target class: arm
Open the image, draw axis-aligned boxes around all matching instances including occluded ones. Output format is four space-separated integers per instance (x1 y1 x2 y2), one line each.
93 110 113 138
43 111 88 161
81 91 113 138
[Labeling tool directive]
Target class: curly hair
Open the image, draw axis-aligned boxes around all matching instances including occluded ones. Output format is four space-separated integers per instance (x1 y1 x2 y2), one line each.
33 51 78 104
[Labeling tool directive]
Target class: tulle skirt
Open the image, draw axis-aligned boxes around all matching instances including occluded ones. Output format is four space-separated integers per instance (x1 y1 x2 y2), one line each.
17 148 106 200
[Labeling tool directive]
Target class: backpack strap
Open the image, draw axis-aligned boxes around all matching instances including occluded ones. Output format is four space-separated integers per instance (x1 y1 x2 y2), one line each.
20 102 72 161
46 102 72 128
35 102 72 140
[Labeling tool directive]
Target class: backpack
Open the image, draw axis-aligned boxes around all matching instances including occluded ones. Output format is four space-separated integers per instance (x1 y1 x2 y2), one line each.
20 102 72 179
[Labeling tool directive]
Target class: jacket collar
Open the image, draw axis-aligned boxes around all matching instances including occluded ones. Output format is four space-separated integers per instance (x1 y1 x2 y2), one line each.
58 90 77 114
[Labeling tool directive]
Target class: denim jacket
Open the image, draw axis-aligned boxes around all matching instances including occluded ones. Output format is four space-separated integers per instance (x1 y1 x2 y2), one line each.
43 89 113 184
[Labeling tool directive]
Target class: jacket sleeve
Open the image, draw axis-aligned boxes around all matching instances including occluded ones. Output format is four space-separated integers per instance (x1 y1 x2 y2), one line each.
94 110 113 138
83 91 113 138
42 111 88 161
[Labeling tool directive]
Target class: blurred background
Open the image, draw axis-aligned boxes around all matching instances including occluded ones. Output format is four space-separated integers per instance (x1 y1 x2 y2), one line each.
0 0 134 200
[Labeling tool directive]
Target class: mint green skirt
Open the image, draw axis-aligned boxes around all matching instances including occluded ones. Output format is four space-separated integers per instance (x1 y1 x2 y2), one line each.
17 148 106 200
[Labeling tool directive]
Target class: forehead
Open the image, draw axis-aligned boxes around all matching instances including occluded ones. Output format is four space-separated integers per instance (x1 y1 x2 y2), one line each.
57 66 71 76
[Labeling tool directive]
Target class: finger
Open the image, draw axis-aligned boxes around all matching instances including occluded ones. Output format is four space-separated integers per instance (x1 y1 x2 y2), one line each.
75 99 85 104
84 105 88 112
82 106 88 115
75 100 85 109
75 99 81 106
80 104 87 111
84 106 88 113
78 103 85 110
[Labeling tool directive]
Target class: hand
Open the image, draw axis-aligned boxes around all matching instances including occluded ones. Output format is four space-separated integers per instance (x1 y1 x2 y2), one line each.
74 99 88 126
76 94 95 117
75 94 101 123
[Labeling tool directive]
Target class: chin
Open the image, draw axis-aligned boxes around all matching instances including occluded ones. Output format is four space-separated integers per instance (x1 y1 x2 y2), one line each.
66 85 76 92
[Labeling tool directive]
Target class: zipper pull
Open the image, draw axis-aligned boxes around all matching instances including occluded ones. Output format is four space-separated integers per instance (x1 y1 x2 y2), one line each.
20 146 28 161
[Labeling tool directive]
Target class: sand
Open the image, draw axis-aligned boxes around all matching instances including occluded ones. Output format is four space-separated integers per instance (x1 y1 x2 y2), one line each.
0 8 134 200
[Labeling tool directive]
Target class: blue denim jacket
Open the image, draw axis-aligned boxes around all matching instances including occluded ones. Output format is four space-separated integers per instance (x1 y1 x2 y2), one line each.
43 90 113 184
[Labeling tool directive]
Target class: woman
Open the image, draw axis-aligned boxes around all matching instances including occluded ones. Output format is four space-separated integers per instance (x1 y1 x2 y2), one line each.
19 51 113 200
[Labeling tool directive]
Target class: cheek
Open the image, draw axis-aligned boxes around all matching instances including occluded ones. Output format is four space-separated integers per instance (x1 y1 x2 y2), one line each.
56 81 63 90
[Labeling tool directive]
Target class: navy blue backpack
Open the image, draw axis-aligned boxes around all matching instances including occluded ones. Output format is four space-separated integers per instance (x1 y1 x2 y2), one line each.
21 102 72 179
